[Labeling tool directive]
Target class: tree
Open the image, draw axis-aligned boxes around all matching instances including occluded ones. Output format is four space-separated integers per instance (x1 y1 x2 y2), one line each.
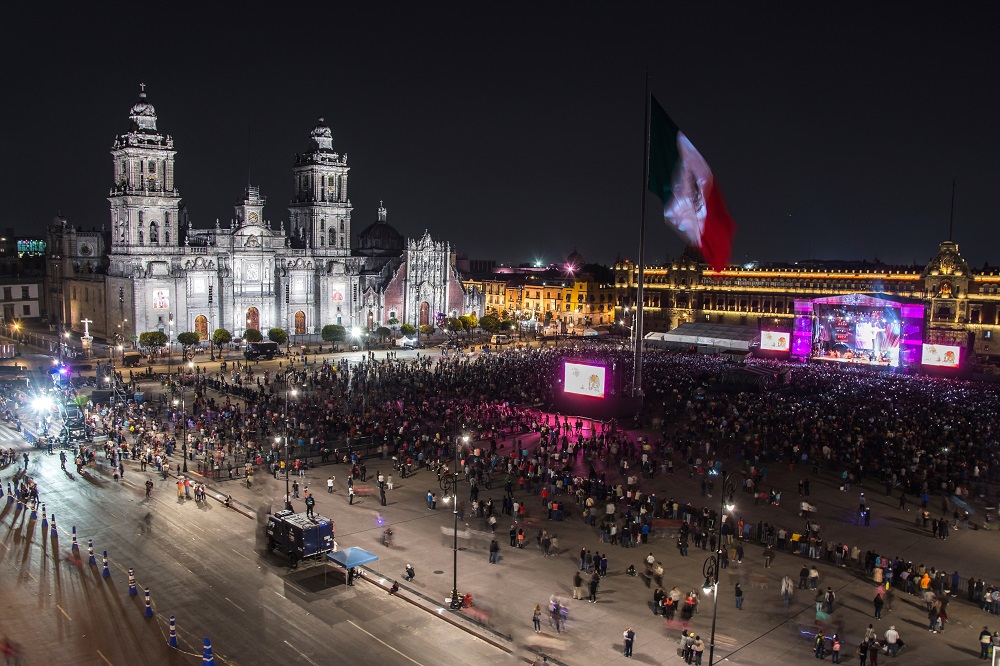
399 323 416 336
212 328 232 356
387 317 400 331
267 328 288 345
479 313 502 334
139 331 168 351
418 324 435 338
322 324 347 345
446 317 464 335
176 332 200 351
375 326 391 341
244 329 264 343
459 313 477 335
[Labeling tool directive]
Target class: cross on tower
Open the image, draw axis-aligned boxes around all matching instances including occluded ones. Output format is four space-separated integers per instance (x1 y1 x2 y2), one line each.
80 319 93 337
139 82 146 93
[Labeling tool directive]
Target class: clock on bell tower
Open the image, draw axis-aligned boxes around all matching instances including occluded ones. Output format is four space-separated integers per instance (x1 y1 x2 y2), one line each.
237 186 266 227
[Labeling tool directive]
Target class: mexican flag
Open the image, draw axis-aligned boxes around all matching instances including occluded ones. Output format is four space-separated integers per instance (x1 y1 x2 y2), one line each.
647 95 735 272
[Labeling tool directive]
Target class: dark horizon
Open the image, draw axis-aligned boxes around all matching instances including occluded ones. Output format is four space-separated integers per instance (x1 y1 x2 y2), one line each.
3 5 998 270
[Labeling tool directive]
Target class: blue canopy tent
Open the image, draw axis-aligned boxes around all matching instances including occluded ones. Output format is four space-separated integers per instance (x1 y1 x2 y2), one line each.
327 547 379 569
324 547 380 586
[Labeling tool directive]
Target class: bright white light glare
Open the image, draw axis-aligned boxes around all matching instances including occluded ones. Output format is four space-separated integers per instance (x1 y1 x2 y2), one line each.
352 327 362 338
32 396 54 412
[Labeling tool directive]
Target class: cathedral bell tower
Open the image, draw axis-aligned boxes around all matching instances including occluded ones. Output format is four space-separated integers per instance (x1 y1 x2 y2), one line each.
108 84 182 252
288 118 352 255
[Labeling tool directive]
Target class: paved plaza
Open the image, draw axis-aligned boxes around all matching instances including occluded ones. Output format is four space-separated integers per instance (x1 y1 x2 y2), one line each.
1 348 998 665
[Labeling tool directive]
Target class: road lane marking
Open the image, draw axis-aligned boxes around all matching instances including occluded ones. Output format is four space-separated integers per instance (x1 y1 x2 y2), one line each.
283 640 318 666
57 604 72 621
230 548 251 561
347 620 426 666
225 597 245 613
97 649 113 665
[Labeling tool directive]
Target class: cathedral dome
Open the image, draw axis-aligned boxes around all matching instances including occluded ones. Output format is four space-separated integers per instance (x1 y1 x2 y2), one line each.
566 249 584 270
128 86 157 132
357 202 404 256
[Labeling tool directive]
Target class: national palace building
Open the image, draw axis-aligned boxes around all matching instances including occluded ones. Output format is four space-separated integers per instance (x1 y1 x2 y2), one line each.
614 239 1000 365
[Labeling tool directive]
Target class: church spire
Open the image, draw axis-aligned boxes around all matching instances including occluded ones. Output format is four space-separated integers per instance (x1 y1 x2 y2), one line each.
378 200 387 223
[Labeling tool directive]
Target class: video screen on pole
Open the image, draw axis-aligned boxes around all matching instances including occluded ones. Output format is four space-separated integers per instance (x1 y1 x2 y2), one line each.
921 344 961 368
760 330 790 352
563 361 607 399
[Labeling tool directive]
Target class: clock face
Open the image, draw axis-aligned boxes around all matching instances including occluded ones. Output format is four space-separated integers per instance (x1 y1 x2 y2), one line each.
79 243 93 256
248 211 259 224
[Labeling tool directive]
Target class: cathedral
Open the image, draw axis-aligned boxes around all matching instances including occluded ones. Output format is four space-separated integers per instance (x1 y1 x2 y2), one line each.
47 87 480 344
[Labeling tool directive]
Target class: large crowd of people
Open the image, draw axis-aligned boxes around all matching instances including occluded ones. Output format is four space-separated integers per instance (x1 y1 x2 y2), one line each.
5 341 1000 660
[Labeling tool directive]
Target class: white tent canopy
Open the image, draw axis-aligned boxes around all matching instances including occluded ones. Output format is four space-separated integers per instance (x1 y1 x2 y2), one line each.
644 323 759 351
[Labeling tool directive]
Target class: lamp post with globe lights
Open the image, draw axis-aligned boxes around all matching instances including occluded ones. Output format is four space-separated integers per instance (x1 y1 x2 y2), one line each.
439 433 469 610
702 471 737 666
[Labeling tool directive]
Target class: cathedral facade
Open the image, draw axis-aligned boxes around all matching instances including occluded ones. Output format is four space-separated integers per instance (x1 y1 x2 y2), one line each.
47 88 480 345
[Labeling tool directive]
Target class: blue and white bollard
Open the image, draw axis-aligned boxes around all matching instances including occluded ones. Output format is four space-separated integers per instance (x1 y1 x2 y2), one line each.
202 638 214 665
5 482 11 504
71 526 79 552
30 500 37 520
128 568 137 596
88 539 96 565
41 504 47 528
50 513 57 539
102 550 111 578
144 587 153 617
168 615 177 648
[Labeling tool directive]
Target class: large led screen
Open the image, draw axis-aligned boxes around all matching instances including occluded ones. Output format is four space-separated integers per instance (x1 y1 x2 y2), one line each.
760 331 790 352
564 362 606 399
921 344 961 368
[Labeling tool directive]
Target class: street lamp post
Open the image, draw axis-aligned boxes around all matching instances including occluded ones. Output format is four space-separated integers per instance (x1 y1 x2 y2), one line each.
284 377 298 510
173 396 187 474
439 433 468 610
702 472 737 666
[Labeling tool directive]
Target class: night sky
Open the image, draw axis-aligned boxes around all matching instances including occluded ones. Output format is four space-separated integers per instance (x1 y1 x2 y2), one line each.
4 5 998 269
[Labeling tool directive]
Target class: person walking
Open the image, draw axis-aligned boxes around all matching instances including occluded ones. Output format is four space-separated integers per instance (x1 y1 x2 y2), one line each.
814 633 826 659
305 493 315 519
533 604 542 632
763 545 773 568
348 485 355 505
856 637 869 666
327 476 335 493
873 593 884 620
800 565 810 589
588 571 600 602
809 566 820 590
980 626 993 659
572 570 583 600
831 634 842 663
826 587 836 613
781 575 794 609
735 583 744 610
489 539 500 564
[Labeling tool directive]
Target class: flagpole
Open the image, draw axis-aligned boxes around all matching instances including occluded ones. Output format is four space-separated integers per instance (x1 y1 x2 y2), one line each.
633 71 651 399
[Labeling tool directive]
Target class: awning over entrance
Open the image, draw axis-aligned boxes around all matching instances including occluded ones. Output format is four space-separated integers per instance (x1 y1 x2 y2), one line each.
326 547 379 569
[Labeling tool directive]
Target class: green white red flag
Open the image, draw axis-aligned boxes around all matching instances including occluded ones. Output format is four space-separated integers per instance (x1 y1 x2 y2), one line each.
647 95 735 271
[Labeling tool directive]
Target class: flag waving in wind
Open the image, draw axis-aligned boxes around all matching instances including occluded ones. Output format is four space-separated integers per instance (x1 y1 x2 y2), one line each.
647 96 735 271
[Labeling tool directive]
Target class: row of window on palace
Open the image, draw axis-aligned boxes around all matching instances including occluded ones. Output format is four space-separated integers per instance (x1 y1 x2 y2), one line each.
0 287 33 301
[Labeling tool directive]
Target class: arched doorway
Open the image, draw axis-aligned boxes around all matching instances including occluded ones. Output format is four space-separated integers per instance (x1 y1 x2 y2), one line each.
195 315 208 340
419 302 430 327
294 311 306 335
366 310 374 330
246 307 260 332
